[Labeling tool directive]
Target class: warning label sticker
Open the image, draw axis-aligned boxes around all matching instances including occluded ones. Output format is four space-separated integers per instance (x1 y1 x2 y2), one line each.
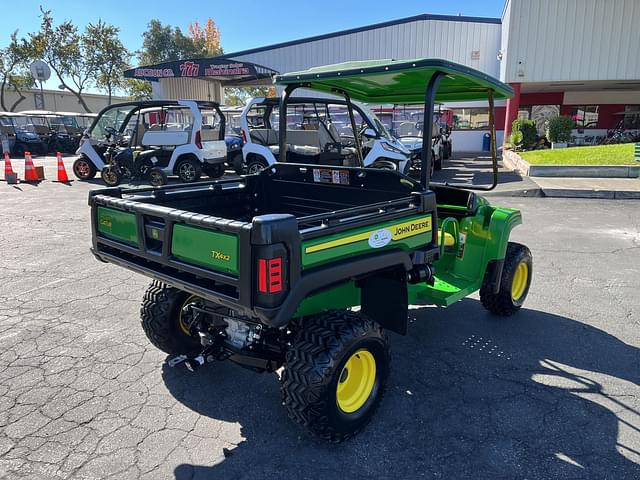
312 168 350 185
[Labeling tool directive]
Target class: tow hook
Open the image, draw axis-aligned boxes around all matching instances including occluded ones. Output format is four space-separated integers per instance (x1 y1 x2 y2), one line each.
167 354 188 367
167 345 216 372
184 355 205 372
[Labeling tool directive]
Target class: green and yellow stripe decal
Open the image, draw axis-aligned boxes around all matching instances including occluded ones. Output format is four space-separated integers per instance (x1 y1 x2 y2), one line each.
302 215 433 268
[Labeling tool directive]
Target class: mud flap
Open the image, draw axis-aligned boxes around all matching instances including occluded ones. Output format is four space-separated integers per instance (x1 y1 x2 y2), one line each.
360 269 408 335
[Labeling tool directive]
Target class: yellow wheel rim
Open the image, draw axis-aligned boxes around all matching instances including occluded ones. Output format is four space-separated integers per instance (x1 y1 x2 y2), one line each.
178 295 199 336
511 262 529 301
336 349 377 414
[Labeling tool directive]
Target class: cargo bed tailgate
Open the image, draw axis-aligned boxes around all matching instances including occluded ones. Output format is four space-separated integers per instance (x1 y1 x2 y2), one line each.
90 190 253 312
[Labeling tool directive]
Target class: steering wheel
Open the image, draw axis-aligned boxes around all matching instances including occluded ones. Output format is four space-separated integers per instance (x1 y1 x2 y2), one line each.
104 126 119 142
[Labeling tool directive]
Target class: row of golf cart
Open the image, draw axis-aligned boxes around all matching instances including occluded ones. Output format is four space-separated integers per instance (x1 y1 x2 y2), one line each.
72 95 453 186
0 110 96 156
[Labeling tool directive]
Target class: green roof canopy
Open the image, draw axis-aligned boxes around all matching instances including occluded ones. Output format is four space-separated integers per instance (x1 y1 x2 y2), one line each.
275 58 513 104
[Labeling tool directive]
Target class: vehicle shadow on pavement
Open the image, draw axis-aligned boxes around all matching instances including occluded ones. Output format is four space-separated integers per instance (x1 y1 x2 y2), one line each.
438 156 527 187
163 300 640 479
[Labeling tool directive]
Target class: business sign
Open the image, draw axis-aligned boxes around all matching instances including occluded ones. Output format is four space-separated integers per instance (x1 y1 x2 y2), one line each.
125 59 257 82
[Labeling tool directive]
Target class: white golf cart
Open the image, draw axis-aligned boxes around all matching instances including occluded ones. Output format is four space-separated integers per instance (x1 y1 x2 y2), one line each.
240 97 411 174
73 100 227 182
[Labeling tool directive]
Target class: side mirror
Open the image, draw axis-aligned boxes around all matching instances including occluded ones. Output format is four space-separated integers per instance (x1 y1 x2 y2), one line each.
363 128 377 138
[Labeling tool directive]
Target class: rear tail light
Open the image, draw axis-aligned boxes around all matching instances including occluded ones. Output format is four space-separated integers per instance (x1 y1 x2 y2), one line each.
195 130 203 149
241 129 247 144
255 244 288 308
258 257 283 294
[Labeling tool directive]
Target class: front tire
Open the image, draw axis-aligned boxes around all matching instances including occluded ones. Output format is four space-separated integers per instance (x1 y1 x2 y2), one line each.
100 166 121 187
480 242 533 316
281 311 390 442
140 281 202 355
72 156 97 180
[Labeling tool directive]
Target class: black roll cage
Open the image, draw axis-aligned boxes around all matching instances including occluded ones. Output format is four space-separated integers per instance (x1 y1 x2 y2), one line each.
277 72 499 191
88 100 227 145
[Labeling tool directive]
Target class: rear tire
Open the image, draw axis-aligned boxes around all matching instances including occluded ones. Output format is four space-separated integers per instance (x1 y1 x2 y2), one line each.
13 143 26 157
204 163 225 179
148 167 167 186
434 147 443 170
246 156 268 174
480 242 533 316
176 157 202 183
73 156 97 180
444 141 452 159
140 281 202 355
281 310 390 442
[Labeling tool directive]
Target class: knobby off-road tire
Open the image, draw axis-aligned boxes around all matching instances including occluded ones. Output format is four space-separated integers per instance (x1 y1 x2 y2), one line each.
480 242 533 316
281 311 390 442
140 281 202 355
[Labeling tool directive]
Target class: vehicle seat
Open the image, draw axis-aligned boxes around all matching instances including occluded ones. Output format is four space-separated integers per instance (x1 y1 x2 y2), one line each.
432 185 479 218
250 128 279 145
437 230 457 247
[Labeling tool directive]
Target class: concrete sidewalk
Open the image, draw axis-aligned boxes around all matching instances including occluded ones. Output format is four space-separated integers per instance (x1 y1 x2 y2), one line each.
436 152 640 199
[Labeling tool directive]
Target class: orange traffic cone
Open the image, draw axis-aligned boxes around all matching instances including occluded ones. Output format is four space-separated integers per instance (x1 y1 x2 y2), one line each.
3 152 18 183
53 152 72 183
3 152 14 175
23 151 39 183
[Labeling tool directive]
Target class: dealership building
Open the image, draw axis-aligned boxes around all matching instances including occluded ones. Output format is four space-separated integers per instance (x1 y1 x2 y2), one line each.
130 0 640 150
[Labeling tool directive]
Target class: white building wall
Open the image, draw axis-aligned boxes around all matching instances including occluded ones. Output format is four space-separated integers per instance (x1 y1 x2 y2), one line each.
502 0 640 83
230 17 502 78
2 88 128 113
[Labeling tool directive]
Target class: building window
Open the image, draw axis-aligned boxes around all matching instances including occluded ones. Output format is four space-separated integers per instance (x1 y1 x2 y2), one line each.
451 108 490 130
518 105 560 134
570 106 599 128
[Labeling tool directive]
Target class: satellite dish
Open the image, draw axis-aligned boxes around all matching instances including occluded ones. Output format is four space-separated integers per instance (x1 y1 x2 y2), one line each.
30 60 51 82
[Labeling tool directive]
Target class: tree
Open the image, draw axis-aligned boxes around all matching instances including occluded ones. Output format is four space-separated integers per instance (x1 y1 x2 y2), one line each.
130 18 223 99
225 86 269 106
188 18 222 56
125 79 152 100
138 19 209 65
30 8 95 112
85 21 130 104
0 32 35 112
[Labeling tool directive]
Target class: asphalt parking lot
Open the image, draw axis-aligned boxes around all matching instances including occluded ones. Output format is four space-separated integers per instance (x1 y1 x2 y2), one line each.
0 173 639 479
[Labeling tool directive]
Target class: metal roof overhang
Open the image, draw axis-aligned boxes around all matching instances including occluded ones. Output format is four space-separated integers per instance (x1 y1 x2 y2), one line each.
124 58 278 86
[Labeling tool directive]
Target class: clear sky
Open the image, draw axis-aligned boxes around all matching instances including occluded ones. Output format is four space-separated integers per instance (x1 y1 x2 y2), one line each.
0 0 506 91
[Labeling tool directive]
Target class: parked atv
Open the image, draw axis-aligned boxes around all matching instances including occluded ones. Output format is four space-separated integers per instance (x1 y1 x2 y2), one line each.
89 58 530 442
99 130 167 187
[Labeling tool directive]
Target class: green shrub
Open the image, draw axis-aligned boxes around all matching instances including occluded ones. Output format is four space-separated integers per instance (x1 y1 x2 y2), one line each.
546 116 574 143
509 131 524 150
512 119 537 148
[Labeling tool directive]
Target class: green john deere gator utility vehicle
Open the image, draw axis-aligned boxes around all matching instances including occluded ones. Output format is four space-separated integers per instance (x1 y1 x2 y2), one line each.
89 58 532 442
